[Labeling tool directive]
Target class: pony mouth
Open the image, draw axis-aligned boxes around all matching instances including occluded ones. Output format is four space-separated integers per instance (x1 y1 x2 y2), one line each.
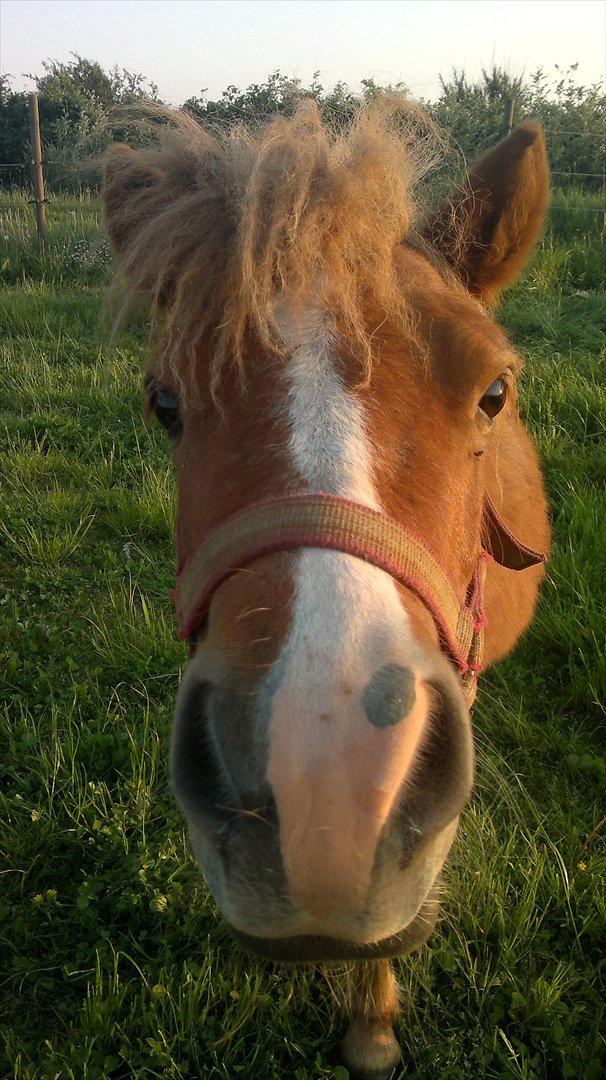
227 895 439 963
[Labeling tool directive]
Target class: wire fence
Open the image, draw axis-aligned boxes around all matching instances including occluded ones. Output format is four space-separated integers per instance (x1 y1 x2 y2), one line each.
1 125 604 168
1 121 604 246
2 159 604 190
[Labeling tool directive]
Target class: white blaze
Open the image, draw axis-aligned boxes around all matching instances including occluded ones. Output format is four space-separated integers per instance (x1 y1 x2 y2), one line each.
272 303 414 675
284 309 380 507
261 305 426 927
261 304 426 924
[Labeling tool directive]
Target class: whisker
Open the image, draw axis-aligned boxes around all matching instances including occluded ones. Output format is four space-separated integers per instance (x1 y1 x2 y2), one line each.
213 803 270 824
236 606 272 620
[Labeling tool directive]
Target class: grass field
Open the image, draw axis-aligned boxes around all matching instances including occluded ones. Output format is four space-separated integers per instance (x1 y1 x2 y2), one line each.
1 186 604 1080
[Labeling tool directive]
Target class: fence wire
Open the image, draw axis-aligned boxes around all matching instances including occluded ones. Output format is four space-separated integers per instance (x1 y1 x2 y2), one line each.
1 126 605 219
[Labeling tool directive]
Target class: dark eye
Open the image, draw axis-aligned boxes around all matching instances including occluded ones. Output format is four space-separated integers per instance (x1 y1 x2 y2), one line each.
153 387 182 438
479 377 507 419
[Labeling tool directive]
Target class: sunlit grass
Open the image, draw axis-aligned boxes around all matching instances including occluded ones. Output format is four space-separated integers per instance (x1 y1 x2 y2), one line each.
0 190 604 1078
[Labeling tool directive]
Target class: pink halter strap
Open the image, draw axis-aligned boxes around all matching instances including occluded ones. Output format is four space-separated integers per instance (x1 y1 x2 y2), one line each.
173 492 546 705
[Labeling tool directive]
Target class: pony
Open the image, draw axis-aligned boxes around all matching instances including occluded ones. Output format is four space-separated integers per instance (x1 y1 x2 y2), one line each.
103 99 550 1078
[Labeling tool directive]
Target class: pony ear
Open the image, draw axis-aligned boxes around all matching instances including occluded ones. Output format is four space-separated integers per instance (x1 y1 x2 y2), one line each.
423 122 550 304
103 143 165 256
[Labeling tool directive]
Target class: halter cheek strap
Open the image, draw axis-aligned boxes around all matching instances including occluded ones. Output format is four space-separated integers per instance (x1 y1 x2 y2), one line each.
173 492 546 705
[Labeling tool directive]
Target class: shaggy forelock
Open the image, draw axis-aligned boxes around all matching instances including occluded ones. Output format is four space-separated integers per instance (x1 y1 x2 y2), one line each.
104 97 443 393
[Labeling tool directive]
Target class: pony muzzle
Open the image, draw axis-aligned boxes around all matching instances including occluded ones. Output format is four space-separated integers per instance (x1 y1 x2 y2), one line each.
267 678 432 924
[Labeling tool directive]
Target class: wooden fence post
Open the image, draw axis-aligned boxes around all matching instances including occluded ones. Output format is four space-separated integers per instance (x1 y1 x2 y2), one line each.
28 92 47 253
501 97 515 139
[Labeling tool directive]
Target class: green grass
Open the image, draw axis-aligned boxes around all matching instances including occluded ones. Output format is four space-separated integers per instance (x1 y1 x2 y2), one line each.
1 187 604 1080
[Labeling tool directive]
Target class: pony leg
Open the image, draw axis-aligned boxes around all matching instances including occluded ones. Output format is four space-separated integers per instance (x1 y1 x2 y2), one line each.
340 959 401 1080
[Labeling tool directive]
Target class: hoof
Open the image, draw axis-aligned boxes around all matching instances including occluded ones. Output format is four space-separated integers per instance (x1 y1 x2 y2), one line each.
341 1022 401 1080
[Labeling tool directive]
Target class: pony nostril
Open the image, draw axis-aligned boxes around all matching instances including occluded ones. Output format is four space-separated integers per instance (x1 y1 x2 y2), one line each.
391 670 473 844
171 679 277 838
170 680 234 825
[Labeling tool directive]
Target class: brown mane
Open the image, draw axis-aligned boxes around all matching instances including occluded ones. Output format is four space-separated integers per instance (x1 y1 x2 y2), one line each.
104 98 443 392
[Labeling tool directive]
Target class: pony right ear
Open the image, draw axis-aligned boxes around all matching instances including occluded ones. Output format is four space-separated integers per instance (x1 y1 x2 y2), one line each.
103 143 165 256
422 123 550 304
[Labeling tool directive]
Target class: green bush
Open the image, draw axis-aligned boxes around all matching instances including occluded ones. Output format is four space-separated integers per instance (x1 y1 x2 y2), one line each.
0 55 158 191
432 64 605 191
1 60 604 193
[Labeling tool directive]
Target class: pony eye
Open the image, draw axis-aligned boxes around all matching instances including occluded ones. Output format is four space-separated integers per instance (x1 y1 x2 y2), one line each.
153 387 182 438
479 377 507 419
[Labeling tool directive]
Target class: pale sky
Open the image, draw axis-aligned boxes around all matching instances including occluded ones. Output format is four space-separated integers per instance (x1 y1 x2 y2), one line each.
1 0 604 104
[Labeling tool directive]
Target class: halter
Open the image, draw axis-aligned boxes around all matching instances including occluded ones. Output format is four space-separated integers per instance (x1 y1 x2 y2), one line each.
173 492 546 705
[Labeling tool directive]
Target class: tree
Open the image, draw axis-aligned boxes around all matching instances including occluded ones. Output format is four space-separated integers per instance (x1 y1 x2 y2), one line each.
0 60 603 192
0 55 159 188
0 75 30 184
183 70 406 128
432 64 605 190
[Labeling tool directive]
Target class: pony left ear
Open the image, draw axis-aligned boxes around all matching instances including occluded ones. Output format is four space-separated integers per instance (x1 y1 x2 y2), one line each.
103 143 165 257
423 122 550 304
